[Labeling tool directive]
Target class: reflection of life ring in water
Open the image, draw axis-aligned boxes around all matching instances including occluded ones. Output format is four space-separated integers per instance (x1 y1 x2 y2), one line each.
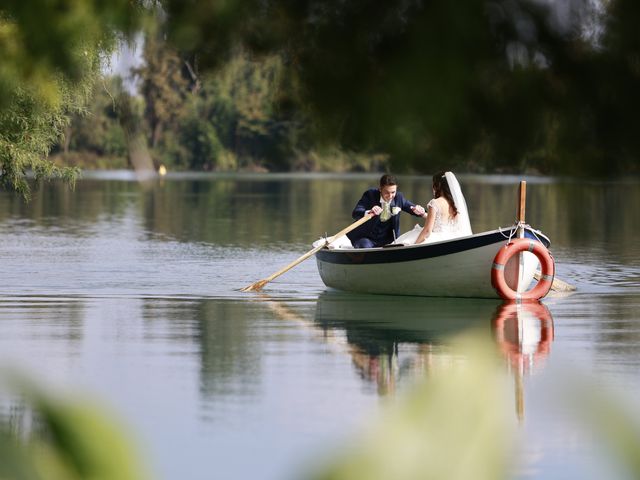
491 238 555 301
492 301 554 372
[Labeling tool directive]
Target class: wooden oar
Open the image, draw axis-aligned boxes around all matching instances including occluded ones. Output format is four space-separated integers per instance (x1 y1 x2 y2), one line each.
517 180 576 293
535 272 576 292
240 214 373 292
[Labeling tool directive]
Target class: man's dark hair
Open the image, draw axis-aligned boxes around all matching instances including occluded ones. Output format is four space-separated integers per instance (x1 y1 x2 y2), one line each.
379 174 397 188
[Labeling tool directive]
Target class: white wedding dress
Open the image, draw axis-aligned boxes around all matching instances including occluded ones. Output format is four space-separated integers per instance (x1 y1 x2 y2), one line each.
394 172 472 245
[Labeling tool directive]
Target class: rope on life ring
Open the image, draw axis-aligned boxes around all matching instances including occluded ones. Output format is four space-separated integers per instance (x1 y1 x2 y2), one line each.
491 238 555 301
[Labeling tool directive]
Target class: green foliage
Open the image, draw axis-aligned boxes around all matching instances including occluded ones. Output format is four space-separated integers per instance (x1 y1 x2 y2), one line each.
159 0 640 175
48 16 392 174
16 0 640 177
195 51 299 170
0 1 143 198
131 35 308 171
177 102 228 170
6 0 640 181
134 28 189 150
54 77 128 160
293 147 390 172
0 0 138 91
0 81 81 199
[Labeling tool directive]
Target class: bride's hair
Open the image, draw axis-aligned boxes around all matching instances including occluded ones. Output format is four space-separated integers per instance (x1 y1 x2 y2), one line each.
432 171 459 217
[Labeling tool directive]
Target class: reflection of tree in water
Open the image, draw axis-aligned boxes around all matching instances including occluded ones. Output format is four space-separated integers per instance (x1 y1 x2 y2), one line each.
0 180 142 227
195 300 263 405
141 179 238 244
139 298 264 421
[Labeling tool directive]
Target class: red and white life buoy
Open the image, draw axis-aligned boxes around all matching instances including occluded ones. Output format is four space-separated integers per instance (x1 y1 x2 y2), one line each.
491 238 555 301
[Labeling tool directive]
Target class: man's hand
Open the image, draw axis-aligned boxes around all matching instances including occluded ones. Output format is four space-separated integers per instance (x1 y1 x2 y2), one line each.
411 205 426 216
370 205 383 216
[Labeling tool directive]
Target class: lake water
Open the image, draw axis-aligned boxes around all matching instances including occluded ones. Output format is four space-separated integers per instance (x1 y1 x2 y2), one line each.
0 172 638 479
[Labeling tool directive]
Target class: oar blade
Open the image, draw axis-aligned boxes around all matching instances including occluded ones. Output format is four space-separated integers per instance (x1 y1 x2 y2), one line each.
534 272 576 292
240 280 268 292
551 277 577 292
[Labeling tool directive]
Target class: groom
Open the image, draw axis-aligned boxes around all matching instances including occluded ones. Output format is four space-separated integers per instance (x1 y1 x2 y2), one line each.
347 174 426 248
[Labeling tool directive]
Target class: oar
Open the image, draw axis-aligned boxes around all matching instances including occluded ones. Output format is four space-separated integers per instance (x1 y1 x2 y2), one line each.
240 214 373 292
517 180 576 293
534 272 576 292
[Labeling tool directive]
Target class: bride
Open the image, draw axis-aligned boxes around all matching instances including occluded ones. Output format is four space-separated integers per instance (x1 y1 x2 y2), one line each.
394 171 472 245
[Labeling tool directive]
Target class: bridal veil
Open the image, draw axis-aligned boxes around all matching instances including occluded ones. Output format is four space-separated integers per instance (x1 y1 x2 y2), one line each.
444 172 472 235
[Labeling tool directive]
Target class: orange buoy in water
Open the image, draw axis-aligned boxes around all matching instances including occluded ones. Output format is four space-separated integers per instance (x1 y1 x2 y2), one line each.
491 238 555 301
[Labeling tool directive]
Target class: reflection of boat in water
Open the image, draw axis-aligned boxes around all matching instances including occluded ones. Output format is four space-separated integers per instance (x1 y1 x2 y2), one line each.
313 291 499 394
314 290 497 346
315 225 552 299
492 301 555 422
256 291 555 403
313 292 555 404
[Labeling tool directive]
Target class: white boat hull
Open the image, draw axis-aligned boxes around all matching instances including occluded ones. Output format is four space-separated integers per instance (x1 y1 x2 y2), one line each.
315 227 551 299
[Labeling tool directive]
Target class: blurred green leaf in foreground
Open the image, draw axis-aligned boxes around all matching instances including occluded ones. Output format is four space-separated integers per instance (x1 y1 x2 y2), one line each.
308 331 515 480
0 371 149 480
2 328 640 480
305 329 640 480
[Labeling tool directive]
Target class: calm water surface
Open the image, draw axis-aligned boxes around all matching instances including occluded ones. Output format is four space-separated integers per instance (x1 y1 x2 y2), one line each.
0 172 639 479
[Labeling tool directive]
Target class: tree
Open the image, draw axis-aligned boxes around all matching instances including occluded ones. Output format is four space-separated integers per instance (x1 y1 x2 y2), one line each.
0 1 142 198
50 76 128 166
159 0 639 175
134 28 189 150
133 25 306 172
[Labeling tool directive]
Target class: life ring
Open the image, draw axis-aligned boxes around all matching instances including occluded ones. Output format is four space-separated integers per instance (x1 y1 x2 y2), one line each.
491 238 555 301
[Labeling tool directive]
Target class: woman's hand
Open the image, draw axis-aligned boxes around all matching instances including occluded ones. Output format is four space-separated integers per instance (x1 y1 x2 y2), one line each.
411 205 426 216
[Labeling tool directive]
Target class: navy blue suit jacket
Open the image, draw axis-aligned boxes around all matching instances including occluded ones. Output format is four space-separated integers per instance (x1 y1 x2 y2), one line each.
347 188 421 246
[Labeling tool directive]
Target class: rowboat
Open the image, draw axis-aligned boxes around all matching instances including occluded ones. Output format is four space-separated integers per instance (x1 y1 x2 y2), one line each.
241 181 561 298
314 224 552 299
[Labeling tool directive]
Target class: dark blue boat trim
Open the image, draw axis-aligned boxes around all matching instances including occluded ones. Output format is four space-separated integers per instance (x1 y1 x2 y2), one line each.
316 227 550 266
